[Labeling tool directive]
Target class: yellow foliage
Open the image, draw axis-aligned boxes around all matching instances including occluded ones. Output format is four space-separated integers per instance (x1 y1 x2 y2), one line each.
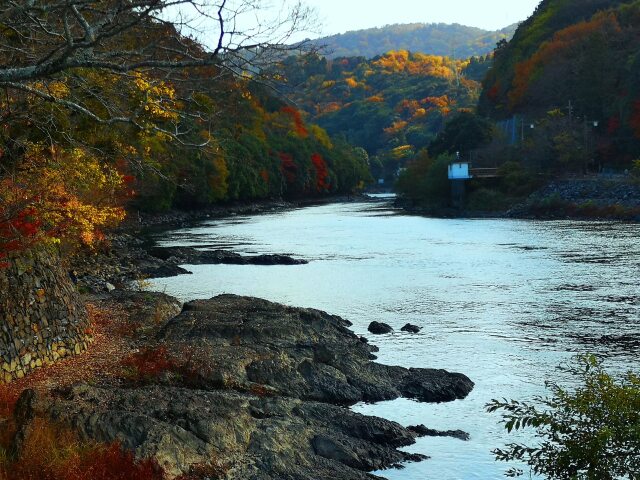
344 77 359 88
411 108 427 119
131 72 178 122
208 154 229 201
373 51 456 79
384 120 408 135
19 143 126 248
390 145 414 159
310 125 333 150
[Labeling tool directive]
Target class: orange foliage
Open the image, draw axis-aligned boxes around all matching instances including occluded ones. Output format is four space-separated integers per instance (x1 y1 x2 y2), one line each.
509 12 621 108
311 153 330 191
373 50 455 78
421 95 454 116
280 106 308 138
366 95 384 103
319 102 342 114
0 145 126 260
0 418 163 480
384 120 408 135
344 77 359 88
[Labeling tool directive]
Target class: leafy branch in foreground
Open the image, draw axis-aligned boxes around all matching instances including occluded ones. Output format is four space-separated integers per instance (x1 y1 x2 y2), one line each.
487 355 640 479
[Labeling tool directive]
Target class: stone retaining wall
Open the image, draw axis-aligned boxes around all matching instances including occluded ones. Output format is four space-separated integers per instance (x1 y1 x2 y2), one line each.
0 248 91 383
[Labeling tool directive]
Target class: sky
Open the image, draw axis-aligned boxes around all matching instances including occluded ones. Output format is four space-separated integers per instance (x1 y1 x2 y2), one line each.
303 0 542 36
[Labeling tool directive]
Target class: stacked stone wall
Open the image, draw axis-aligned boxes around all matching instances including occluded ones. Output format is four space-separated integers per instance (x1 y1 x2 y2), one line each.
0 249 91 383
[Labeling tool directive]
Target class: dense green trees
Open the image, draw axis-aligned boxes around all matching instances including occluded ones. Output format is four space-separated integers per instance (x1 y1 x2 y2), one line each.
429 112 495 157
131 84 373 212
312 23 517 60
398 0 640 211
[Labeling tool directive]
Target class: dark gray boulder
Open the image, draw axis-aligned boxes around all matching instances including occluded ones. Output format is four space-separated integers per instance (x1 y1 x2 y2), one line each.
148 246 308 266
14 294 473 480
368 321 394 335
408 424 470 441
401 323 422 333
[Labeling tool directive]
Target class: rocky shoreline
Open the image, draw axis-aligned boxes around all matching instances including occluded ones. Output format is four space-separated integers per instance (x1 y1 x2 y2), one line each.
9 291 473 479
397 177 640 221
71 196 371 293
0 195 475 479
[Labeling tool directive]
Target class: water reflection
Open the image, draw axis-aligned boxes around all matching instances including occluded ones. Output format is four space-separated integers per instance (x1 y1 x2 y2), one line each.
149 199 640 480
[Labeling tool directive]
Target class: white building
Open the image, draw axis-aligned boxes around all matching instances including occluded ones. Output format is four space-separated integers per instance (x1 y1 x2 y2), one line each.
448 162 472 180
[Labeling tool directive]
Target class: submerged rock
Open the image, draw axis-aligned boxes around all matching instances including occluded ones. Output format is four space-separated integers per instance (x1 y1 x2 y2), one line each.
407 424 470 441
368 321 394 335
148 246 308 266
401 323 422 333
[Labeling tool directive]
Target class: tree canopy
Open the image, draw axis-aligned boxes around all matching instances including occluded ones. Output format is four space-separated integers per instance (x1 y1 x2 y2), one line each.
0 0 373 262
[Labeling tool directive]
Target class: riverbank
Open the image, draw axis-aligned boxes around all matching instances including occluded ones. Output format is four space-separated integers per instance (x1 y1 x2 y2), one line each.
398 177 640 221
71 195 373 293
0 289 473 479
1 195 474 479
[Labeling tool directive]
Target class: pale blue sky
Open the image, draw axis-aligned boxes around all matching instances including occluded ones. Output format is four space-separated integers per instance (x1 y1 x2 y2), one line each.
171 1 542 48
305 0 542 36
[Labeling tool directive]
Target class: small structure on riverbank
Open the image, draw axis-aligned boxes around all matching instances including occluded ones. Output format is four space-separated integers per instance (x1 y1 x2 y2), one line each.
448 162 473 208
448 161 501 207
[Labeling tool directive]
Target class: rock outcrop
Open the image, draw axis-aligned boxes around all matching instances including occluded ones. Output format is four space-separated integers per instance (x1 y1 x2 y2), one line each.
147 246 308 266
401 323 422 333
158 296 473 404
10 294 474 479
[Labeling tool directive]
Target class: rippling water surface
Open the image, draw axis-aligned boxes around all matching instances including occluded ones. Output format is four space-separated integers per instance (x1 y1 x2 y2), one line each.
149 197 640 480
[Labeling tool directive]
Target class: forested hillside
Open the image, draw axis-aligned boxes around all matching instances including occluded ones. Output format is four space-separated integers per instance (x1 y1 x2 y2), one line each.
397 0 640 213
479 0 640 166
313 23 517 59
281 51 489 181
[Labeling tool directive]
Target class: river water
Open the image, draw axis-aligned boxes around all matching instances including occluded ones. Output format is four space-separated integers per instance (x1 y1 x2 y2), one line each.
148 196 640 480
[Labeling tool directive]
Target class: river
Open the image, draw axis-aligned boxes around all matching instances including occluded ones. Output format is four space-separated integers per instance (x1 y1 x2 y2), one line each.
148 196 640 480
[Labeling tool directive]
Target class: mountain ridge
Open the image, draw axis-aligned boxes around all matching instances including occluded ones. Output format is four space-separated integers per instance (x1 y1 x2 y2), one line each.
311 22 519 59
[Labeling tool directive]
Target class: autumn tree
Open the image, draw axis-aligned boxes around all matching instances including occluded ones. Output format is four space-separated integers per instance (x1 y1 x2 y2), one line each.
0 0 316 254
0 0 322 386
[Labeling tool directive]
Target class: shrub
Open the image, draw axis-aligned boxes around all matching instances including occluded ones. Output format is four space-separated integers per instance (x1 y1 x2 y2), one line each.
120 346 179 382
631 159 640 183
487 355 640 479
0 417 164 480
467 188 511 212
